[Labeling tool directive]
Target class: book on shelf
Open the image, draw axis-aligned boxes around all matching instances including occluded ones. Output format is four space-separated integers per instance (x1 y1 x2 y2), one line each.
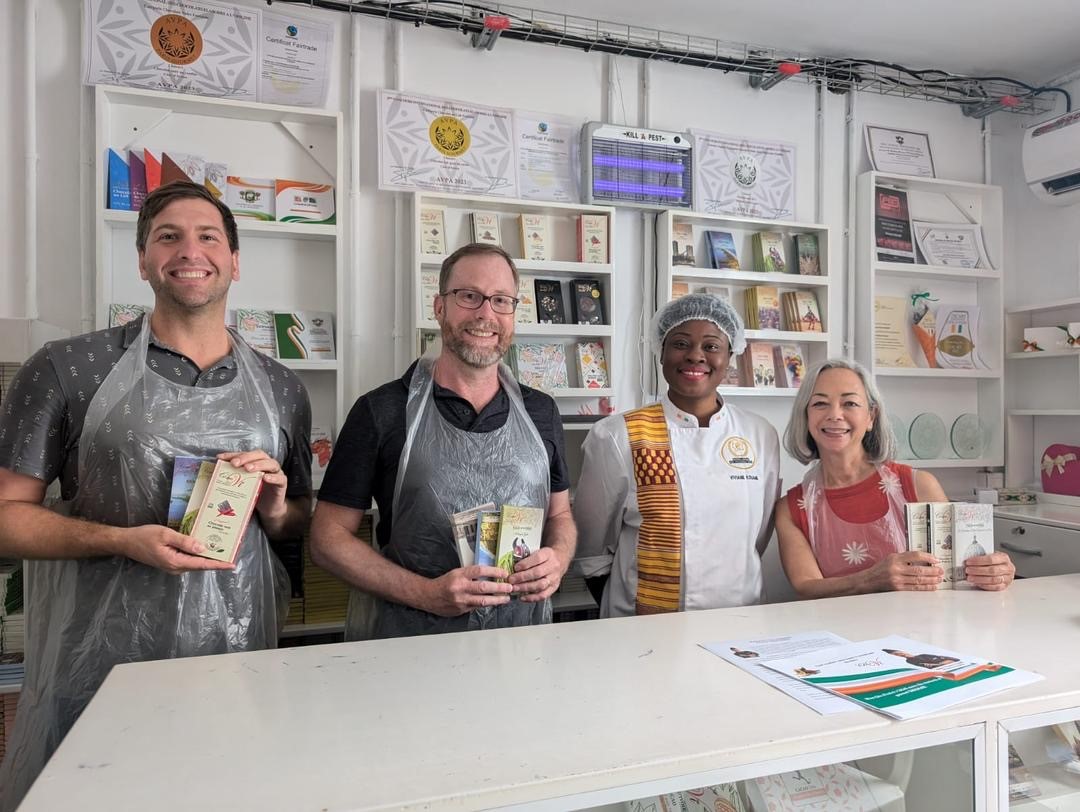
720 354 743 388
788 290 823 332
420 269 441 322
226 177 276 221
518 213 550 260
144 149 161 194
515 275 538 324
128 150 147 212
794 232 821 275
417 328 442 357
108 303 148 328
752 231 788 274
873 296 916 368
204 162 227 201
670 281 690 299
875 186 916 263
162 152 206 185
671 222 696 266
273 312 336 361
107 149 130 211
747 763 879 812
575 341 609 389
705 230 739 270
310 425 333 490
744 342 779 388
419 206 447 255
452 502 496 568
187 459 264 563
275 180 335 225
744 285 781 330
512 343 569 392
471 211 501 246
577 213 609 263
569 278 604 325
236 308 278 357
778 344 805 387
495 504 545 576
534 279 566 324
167 456 216 531
474 511 500 567
700 284 732 302
907 502 994 589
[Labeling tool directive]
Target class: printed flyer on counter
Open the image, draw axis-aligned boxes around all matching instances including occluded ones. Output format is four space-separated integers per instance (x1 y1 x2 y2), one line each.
701 632 857 715
760 635 1042 720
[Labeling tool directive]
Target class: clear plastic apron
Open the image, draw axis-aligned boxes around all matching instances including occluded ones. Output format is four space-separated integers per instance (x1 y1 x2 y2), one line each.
801 463 908 578
0 317 289 812
345 355 551 640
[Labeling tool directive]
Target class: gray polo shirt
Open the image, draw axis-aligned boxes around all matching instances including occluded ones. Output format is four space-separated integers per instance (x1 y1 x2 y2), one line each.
0 317 312 501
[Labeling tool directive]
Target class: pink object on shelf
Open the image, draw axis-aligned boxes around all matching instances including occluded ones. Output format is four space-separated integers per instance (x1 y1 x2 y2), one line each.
1041 443 1080 496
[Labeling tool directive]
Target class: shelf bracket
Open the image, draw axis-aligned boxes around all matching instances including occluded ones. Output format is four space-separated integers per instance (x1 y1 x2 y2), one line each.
278 121 337 180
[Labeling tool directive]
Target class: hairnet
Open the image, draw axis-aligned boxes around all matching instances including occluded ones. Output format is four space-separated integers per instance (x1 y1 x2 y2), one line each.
651 293 746 356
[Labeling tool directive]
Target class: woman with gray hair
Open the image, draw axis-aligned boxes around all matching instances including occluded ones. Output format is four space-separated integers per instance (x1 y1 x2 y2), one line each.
574 293 780 617
776 358 1014 597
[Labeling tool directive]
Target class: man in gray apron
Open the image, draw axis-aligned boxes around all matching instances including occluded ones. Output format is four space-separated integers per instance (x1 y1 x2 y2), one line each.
0 181 313 810
312 243 576 639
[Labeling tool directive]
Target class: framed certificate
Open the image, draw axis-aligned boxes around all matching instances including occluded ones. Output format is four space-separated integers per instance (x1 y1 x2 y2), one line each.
865 125 936 178
912 221 992 269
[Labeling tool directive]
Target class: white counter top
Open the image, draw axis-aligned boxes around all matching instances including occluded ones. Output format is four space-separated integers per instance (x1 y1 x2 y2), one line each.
21 575 1080 811
994 502 1080 531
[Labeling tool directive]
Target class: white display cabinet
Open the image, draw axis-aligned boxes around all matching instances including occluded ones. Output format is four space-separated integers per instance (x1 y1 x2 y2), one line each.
855 171 1004 469
1003 297 1080 504
999 708 1080 810
410 192 618 408
93 85 347 429
29 574 1080 811
656 209 834 399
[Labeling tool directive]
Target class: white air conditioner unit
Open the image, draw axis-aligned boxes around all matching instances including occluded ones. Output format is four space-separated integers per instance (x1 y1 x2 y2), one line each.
1023 109 1080 205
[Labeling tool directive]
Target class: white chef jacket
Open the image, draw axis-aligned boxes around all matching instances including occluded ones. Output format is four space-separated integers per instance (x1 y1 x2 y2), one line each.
574 393 780 618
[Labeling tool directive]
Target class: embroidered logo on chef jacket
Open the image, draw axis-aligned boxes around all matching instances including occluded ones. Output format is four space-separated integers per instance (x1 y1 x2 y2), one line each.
721 435 757 470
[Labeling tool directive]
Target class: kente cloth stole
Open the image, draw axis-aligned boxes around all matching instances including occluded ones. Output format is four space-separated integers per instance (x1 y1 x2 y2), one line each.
624 403 683 614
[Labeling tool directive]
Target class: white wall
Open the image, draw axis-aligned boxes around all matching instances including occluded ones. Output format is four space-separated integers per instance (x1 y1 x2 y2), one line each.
3 1 1018 597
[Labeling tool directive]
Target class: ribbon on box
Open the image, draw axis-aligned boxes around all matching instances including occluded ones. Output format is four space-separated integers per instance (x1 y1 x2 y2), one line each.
1042 452 1077 476
1058 325 1079 347
1022 339 1044 352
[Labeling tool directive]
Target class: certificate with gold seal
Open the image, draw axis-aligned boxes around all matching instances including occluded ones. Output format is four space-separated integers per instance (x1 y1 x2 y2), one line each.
189 460 264 563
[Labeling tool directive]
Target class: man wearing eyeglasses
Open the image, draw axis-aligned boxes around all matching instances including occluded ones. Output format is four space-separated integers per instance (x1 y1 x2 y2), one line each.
311 243 576 639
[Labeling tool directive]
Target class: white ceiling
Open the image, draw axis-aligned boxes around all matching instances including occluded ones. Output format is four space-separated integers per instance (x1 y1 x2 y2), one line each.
518 0 1080 85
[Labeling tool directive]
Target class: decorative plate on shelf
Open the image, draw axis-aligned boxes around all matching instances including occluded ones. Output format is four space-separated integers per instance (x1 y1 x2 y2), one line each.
909 412 947 459
950 413 985 459
889 413 911 459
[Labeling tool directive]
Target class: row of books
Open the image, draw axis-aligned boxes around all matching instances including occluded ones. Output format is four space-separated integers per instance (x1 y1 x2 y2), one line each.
508 341 610 392
106 147 335 224
672 223 821 275
421 207 610 264
904 501 994 589
744 286 823 332
419 274 606 326
452 503 545 572
730 342 806 389
108 304 337 362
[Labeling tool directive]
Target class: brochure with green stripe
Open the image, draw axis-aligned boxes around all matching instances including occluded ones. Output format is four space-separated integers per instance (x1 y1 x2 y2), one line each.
761 634 1042 720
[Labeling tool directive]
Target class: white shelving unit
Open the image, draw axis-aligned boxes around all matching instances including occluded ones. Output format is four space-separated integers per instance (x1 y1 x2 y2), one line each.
656 209 834 399
410 192 618 411
93 85 347 429
855 171 1004 469
1004 297 1080 504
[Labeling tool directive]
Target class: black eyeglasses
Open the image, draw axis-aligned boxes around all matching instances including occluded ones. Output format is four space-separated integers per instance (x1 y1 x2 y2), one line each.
441 288 520 314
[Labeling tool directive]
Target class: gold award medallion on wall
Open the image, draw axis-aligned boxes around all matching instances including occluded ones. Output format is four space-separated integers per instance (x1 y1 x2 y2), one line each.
150 14 204 66
429 115 471 158
721 436 757 469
